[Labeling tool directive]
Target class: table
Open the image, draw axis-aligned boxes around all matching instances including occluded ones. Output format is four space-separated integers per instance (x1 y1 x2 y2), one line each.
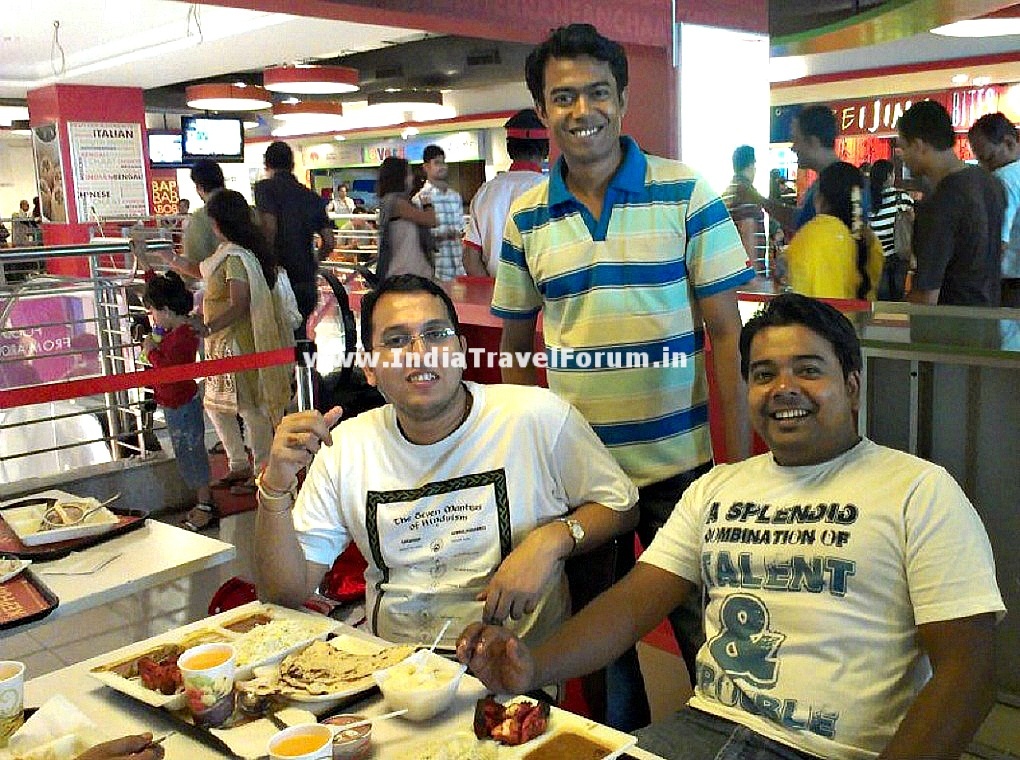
15 603 669 760
1 521 235 637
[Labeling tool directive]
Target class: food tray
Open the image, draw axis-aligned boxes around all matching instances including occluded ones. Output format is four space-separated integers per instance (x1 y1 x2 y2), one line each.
0 566 59 630
0 491 147 560
88 603 342 711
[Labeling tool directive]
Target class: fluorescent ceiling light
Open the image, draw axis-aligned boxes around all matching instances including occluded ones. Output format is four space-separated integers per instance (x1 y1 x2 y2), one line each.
186 83 272 111
932 19 1020 37
951 73 970 84
264 65 359 95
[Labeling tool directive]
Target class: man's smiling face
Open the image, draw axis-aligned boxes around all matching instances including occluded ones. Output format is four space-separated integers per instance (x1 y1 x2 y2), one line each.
536 55 627 168
747 324 861 467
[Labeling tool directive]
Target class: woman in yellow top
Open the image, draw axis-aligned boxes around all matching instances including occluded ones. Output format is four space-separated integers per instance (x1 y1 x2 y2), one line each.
782 161 884 301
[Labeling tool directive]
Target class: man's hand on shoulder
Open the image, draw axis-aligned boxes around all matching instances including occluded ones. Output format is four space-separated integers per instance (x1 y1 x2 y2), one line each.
263 406 344 492
477 522 571 623
456 623 535 695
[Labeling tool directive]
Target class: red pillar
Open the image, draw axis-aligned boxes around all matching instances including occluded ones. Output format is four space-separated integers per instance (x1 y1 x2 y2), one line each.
26 85 151 275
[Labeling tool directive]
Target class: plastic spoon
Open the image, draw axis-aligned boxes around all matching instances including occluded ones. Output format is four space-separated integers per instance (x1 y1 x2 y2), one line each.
429 618 453 653
329 709 408 735
41 493 121 528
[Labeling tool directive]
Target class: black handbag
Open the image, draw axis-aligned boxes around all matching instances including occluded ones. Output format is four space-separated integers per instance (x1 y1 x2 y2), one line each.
316 270 384 421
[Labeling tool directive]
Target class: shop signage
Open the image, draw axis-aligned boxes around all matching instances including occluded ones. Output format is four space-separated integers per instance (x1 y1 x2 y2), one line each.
302 130 486 169
149 175 180 215
67 121 150 223
830 85 1006 137
30 123 67 223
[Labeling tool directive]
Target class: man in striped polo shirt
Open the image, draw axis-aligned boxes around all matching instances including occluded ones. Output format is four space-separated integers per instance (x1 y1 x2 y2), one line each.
492 23 754 730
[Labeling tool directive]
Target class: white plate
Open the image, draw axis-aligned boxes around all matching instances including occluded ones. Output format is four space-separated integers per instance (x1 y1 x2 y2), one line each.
88 604 343 710
1 490 119 546
0 557 31 583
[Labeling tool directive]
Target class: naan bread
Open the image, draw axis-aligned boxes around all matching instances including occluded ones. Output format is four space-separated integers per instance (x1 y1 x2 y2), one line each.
278 641 415 696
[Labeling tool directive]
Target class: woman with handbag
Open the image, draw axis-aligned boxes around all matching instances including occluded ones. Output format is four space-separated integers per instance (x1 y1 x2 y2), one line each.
374 156 438 281
868 159 915 300
181 190 293 531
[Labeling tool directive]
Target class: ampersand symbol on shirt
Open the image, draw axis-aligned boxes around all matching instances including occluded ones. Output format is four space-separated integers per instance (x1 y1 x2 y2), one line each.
708 594 785 688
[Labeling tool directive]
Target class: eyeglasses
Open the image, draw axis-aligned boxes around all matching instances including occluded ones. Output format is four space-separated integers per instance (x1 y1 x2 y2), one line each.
376 327 458 350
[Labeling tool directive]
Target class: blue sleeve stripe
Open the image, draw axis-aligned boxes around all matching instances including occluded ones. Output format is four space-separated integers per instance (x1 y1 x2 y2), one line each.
542 260 689 300
491 305 541 320
687 197 732 238
592 404 709 447
544 331 704 370
694 267 756 299
500 240 527 268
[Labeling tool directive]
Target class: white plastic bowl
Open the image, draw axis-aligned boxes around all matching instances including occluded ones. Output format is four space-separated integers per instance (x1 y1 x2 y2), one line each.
372 649 467 721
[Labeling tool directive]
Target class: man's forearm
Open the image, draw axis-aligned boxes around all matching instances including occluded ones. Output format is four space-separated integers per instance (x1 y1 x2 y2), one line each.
499 318 539 385
531 564 692 688
463 245 488 277
254 500 313 608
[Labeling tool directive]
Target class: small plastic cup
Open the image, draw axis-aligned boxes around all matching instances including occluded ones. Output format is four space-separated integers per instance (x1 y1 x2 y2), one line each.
268 724 334 760
178 643 236 728
322 714 372 759
0 661 25 748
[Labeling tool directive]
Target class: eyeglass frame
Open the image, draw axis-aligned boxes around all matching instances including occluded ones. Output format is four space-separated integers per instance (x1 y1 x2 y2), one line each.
373 326 459 351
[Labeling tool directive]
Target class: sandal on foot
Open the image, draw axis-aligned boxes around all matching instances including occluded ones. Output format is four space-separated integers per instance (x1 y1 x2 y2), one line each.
181 503 220 532
211 468 254 488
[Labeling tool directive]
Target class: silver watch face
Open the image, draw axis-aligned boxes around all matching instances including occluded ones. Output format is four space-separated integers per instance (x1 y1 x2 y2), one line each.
566 518 584 543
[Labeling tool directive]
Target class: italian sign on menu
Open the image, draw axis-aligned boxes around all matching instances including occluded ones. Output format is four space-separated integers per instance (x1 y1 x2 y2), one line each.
68 122 150 223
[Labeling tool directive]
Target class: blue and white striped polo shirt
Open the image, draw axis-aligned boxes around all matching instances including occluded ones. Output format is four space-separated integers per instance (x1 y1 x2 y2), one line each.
491 137 753 486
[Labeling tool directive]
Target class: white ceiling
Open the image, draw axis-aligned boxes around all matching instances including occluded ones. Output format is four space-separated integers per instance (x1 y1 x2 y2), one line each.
0 0 423 100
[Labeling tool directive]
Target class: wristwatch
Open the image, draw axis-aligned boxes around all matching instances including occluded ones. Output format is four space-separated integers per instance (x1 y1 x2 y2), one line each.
558 516 585 552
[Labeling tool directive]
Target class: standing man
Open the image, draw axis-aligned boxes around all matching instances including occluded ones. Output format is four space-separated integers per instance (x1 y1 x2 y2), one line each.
721 145 767 274
160 159 224 279
898 101 1004 306
326 182 356 215
463 109 549 277
968 111 1020 307
492 23 753 729
255 141 335 337
414 145 466 281
756 105 840 232
10 199 33 247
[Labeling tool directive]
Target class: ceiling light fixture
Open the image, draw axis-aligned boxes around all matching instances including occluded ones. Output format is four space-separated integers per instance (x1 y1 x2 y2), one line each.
271 101 345 135
972 76 993 87
186 83 272 111
264 65 359 95
932 19 1020 37
950 73 970 85
0 105 29 127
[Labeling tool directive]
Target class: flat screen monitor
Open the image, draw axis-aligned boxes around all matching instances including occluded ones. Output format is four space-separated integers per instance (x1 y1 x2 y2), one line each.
181 116 244 163
148 131 185 169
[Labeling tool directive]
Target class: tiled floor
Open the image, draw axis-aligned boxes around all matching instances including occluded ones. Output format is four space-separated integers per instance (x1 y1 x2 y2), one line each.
6 508 1018 758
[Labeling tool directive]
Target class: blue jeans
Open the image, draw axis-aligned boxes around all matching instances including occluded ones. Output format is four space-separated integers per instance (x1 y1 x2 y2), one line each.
163 395 211 491
605 462 713 732
636 707 822 760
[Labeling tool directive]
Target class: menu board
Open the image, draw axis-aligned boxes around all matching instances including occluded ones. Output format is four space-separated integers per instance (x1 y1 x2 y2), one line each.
67 121 150 223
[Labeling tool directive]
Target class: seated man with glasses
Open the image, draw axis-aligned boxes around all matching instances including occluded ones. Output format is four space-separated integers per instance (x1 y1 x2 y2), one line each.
254 274 638 652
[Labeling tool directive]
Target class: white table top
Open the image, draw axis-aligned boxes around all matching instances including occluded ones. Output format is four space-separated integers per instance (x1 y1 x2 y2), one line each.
3 520 235 636
15 603 668 760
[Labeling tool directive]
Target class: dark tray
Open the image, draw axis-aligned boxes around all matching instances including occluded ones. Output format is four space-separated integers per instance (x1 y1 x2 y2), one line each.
0 501 149 561
0 567 59 630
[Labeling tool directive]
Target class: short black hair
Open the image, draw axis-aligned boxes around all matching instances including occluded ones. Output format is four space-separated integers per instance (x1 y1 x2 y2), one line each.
190 159 225 193
422 145 445 163
360 275 461 349
732 145 755 173
264 140 295 171
525 23 628 108
505 109 549 161
969 111 1019 144
143 270 193 316
794 105 838 149
739 293 862 380
897 100 954 151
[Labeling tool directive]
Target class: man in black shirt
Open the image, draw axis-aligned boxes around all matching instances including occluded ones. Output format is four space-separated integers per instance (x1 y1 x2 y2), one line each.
897 101 1004 306
255 141 335 337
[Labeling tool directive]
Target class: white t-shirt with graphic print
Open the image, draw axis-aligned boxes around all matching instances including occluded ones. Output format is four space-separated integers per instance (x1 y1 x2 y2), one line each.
640 437 1004 760
293 381 637 650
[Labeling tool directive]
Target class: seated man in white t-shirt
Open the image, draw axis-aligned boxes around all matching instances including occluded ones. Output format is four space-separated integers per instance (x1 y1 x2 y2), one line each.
255 274 638 650
458 293 1004 759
